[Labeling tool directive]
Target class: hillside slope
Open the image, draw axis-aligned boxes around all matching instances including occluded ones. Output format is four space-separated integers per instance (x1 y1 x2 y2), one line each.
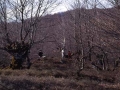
0 57 120 90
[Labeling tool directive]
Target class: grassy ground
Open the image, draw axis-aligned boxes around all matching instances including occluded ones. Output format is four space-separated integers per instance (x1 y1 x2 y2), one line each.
0 57 120 90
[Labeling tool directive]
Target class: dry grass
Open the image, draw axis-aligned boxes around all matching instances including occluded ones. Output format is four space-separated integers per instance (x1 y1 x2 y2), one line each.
0 75 83 90
99 83 120 89
0 57 120 90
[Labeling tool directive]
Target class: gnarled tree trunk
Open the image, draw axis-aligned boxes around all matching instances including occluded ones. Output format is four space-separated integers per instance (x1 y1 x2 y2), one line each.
4 41 31 69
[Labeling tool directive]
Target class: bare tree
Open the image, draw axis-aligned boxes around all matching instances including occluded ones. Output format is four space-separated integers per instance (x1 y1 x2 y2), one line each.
0 0 60 69
68 0 89 72
108 0 120 8
65 0 111 73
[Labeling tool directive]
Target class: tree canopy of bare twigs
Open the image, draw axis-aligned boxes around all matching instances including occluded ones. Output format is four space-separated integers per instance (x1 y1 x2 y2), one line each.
0 0 60 69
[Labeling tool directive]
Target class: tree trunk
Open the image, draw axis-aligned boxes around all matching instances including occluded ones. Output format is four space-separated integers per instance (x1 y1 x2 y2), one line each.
5 41 31 69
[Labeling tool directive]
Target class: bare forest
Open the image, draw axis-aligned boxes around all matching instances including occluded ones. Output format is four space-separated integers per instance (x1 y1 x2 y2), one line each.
0 0 120 90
